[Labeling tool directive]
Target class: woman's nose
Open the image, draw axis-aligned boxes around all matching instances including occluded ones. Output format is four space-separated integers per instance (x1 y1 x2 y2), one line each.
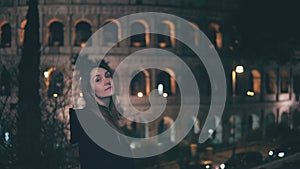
103 78 111 85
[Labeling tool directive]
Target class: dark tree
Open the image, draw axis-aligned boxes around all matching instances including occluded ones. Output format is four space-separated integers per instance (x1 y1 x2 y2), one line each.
17 0 42 168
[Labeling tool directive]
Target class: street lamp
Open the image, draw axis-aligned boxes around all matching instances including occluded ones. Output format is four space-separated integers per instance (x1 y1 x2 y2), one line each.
232 65 244 96
231 65 244 157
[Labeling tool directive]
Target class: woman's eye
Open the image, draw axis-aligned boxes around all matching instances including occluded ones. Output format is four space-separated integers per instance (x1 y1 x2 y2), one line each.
95 78 102 82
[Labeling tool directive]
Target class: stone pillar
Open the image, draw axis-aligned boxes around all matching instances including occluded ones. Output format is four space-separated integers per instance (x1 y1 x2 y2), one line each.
276 108 280 124
151 69 156 90
289 68 293 100
276 67 281 101
260 68 266 101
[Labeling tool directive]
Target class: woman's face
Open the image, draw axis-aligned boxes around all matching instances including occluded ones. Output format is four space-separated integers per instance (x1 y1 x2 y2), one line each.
90 67 114 98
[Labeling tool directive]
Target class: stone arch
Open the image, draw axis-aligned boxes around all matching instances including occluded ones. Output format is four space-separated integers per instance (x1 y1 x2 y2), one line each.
157 20 175 48
281 70 289 93
280 112 288 125
74 21 92 47
265 112 275 126
0 21 11 47
164 68 176 95
46 19 64 46
228 114 242 143
73 19 93 47
266 70 277 94
247 114 260 131
102 19 121 46
158 116 175 144
156 70 172 95
209 23 223 49
187 22 200 47
130 69 149 96
250 69 261 94
129 20 149 47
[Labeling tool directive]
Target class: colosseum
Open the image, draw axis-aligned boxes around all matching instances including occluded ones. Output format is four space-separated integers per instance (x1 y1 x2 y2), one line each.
1 0 300 168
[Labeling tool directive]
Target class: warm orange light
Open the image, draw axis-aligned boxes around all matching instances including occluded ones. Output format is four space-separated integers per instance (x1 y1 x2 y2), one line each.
159 42 167 48
80 42 86 47
133 42 142 47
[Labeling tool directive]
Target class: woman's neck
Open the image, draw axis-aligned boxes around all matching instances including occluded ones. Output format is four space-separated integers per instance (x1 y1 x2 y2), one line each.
95 96 111 108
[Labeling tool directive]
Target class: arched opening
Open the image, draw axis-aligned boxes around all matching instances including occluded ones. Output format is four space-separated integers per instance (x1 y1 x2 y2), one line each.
250 69 261 94
74 21 92 47
157 22 172 48
130 70 147 96
209 23 223 49
266 113 275 125
229 115 242 143
130 22 146 47
48 21 64 46
266 71 277 94
156 71 172 95
281 112 288 125
48 71 64 98
158 116 175 144
185 116 200 143
0 23 11 47
102 21 119 46
0 66 11 96
281 70 289 93
129 121 146 138
247 114 260 131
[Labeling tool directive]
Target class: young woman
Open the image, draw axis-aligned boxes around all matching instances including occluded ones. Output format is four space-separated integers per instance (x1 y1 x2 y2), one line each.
70 60 135 169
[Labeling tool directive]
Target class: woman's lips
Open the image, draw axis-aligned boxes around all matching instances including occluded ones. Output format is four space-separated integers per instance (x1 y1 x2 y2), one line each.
105 87 112 91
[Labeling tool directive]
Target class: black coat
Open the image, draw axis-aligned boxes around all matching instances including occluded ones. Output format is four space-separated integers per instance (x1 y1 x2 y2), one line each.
69 107 135 169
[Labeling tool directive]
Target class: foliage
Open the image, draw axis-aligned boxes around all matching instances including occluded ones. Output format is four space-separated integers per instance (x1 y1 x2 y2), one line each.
0 64 79 168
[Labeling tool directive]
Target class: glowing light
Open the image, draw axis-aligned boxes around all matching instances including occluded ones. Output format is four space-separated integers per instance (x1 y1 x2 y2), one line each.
80 42 86 47
162 93 168 98
53 93 58 98
159 42 167 48
130 142 136 149
206 164 211 169
4 132 9 142
269 150 274 156
137 92 143 97
44 71 50 78
220 164 225 169
247 91 255 96
133 42 142 47
235 65 244 73
79 92 83 97
158 84 163 95
278 152 285 158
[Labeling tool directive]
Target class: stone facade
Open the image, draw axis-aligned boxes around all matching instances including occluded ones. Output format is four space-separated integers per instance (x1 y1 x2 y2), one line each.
0 0 299 147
